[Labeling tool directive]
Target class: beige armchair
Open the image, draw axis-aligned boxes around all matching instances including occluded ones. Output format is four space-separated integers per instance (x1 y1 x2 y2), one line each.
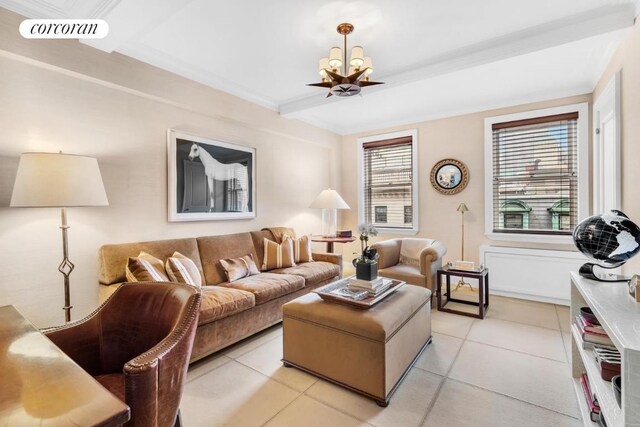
371 238 447 306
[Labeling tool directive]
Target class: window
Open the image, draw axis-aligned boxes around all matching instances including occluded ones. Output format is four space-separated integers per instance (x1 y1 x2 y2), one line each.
404 206 412 224
358 130 418 234
375 206 387 223
484 103 588 243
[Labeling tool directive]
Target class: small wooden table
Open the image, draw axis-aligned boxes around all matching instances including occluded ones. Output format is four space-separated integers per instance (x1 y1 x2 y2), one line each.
436 267 490 319
311 235 356 253
0 305 130 426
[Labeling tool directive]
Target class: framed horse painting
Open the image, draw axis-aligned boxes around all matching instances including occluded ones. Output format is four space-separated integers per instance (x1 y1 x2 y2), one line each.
167 129 256 221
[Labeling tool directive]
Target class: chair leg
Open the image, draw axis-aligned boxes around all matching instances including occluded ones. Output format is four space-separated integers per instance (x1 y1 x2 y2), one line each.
174 409 182 427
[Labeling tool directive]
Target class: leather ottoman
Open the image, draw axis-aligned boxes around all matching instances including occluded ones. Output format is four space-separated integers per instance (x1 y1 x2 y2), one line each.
282 284 432 406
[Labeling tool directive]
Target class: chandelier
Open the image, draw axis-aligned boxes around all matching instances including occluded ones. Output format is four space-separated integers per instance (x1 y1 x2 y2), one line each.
308 23 384 97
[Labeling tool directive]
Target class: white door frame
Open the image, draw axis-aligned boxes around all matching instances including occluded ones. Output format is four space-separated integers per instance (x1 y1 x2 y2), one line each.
592 71 621 214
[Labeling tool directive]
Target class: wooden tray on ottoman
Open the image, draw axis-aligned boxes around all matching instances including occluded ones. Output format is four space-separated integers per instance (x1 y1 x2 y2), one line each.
314 277 405 309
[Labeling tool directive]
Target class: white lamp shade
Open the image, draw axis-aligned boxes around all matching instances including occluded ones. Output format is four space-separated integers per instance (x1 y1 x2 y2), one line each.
363 56 373 74
318 58 330 77
10 152 109 207
310 189 350 209
328 47 342 68
350 46 364 67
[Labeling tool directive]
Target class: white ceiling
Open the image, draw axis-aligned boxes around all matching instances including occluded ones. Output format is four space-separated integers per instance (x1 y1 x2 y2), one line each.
1 0 638 134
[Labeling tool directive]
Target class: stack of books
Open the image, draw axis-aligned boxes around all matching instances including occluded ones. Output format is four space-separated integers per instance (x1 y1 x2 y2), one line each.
348 277 392 296
575 314 614 348
579 372 601 422
593 345 621 381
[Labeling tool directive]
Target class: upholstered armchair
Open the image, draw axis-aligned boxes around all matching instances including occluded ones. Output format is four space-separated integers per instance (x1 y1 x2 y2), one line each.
44 283 201 427
371 238 447 306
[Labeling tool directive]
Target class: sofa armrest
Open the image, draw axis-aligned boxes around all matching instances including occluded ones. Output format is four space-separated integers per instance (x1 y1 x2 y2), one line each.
371 239 402 270
419 240 447 274
313 252 343 277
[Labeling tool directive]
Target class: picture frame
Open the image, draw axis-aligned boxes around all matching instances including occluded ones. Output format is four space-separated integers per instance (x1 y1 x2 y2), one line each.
430 159 469 195
167 129 256 221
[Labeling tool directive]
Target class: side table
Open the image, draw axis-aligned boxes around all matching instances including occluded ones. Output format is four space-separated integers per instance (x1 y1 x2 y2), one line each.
311 236 356 253
436 267 489 319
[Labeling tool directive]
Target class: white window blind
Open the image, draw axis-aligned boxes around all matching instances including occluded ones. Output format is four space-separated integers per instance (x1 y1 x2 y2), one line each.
492 112 578 235
362 136 414 230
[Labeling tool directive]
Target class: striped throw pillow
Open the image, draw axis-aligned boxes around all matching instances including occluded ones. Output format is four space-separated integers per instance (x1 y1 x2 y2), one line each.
166 252 202 287
219 254 260 282
262 238 295 271
291 235 313 263
126 251 169 282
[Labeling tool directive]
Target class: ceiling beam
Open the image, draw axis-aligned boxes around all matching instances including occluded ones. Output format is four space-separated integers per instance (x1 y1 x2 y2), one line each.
279 4 636 117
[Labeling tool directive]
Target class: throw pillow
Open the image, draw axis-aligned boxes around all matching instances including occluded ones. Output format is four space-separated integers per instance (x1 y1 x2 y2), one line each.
219 254 260 282
291 234 313 263
262 237 295 270
166 251 202 287
126 251 170 282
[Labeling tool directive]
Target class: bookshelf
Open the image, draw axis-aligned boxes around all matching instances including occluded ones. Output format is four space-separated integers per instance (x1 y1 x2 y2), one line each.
570 272 640 427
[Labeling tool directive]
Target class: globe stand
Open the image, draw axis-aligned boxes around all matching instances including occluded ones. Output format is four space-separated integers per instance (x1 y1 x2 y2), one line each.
579 263 630 282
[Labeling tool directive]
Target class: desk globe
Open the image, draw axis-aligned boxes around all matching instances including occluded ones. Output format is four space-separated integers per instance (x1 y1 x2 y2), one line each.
573 210 640 281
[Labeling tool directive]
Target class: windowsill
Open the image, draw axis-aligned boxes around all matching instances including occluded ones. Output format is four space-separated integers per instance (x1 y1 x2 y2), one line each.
486 232 574 245
377 227 419 236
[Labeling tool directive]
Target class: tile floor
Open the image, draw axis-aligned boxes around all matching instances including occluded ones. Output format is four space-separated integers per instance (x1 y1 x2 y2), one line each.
181 294 581 427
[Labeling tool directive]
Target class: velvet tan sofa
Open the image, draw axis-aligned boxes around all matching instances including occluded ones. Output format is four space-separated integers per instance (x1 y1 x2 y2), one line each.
98 228 342 362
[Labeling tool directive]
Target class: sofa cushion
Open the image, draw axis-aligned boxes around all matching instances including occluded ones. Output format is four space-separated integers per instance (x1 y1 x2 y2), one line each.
219 254 260 282
197 233 258 286
166 252 202 287
219 273 304 305
199 286 256 325
262 238 295 270
126 252 170 282
100 238 203 285
378 264 425 287
272 261 340 287
292 235 313 263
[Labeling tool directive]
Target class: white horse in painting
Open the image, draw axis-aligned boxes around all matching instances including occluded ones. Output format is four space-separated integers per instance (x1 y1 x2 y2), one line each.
188 143 249 212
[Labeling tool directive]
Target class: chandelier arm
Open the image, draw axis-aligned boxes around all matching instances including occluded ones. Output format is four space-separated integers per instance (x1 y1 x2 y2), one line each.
343 32 348 76
358 80 385 87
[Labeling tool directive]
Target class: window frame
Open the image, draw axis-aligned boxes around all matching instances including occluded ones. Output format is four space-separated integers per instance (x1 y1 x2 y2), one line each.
484 103 589 244
357 129 419 235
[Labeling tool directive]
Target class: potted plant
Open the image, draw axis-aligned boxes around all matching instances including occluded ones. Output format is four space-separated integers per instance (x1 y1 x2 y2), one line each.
352 224 379 281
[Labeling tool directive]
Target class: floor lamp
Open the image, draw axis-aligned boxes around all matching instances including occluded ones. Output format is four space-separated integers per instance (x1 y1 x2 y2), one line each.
10 152 109 323
310 189 350 237
455 202 473 291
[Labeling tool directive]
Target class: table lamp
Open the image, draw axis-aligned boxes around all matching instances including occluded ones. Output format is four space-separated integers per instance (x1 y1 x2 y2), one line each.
10 152 109 322
310 189 350 237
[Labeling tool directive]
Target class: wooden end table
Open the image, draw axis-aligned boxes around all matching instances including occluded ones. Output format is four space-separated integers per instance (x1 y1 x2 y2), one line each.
436 267 489 319
311 235 356 253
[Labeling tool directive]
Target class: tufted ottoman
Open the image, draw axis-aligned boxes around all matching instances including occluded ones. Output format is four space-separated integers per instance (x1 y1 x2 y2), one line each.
282 284 432 406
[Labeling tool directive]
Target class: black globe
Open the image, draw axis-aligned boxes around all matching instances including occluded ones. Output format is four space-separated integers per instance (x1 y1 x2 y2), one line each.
573 210 640 268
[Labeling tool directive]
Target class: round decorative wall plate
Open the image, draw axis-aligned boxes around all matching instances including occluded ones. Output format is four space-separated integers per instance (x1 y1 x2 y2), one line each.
430 159 469 195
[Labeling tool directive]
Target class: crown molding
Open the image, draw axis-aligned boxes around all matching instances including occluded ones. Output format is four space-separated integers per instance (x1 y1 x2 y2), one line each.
279 4 636 117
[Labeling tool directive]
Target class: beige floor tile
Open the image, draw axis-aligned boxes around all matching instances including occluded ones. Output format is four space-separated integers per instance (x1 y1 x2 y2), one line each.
236 335 318 392
449 341 578 417
556 305 571 332
467 318 566 362
187 352 232 383
486 297 560 330
423 380 581 427
180 360 299 427
305 368 443 427
264 396 371 427
414 333 464 376
223 324 283 359
431 310 475 338
491 294 557 310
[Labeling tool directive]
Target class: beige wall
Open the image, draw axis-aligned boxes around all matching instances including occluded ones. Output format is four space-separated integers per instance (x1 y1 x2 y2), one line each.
0 9 341 327
594 19 640 274
339 94 591 266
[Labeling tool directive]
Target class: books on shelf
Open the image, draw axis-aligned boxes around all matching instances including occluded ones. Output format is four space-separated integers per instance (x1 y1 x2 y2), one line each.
594 345 621 381
579 314 607 335
580 372 601 422
575 316 614 347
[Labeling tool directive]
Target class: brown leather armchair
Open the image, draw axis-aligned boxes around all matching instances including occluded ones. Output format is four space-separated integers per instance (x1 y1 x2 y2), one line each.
44 283 201 427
